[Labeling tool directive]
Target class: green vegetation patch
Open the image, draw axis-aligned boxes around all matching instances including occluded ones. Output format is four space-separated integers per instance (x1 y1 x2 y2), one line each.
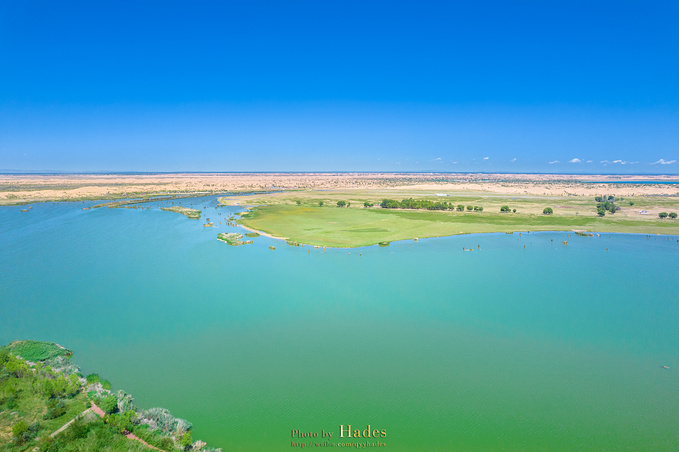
4 340 72 362
244 232 260 237
239 204 679 248
1 342 218 451
159 206 201 220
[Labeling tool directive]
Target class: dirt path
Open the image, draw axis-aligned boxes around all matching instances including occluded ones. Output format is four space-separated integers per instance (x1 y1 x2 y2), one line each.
123 431 163 451
88 402 162 451
90 402 106 418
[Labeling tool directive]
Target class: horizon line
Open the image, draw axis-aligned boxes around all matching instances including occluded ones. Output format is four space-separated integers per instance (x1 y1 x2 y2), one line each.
2 170 679 177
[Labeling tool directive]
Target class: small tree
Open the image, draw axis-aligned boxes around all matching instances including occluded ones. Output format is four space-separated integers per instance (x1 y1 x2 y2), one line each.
659 212 668 219
513 209 516 213
597 208 606 217
669 212 677 219
466 205 473 211
500 206 511 212
336 200 347 208
318 201 324 207
295 200 301 205
456 204 464 211
364 201 373 208
543 207 553 215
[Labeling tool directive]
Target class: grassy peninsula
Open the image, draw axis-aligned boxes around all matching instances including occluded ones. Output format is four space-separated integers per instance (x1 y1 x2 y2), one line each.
0 340 219 452
222 188 679 247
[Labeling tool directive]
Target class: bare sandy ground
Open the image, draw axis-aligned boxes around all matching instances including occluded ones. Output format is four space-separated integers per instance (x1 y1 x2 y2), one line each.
1 173 678 204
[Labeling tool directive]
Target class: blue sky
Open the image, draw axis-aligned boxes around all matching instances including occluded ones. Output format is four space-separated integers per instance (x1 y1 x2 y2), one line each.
1 1 678 173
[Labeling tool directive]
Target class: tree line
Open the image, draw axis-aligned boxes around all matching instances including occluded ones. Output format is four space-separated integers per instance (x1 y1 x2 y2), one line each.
379 199 484 211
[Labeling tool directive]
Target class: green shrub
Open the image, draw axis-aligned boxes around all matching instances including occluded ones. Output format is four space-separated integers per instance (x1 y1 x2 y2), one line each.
0 348 10 364
86 373 101 384
12 420 29 442
543 207 553 215
100 395 118 414
107 410 136 434
5 356 29 377
44 399 67 419
13 420 40 444
180 431 192 449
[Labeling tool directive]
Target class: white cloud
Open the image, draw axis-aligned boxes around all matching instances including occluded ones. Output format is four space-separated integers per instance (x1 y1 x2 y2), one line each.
451 161 458 164
510 158 517 163
600 160 610 164
612 160 627 164
569 158 582 163
629 161 639 164
652 159 677 165
548 160 559 164
431 157 442 161
586 160 593 163
483 156 489 160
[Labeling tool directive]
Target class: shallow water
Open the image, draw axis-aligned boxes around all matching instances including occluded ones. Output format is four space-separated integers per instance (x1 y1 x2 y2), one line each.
1 197 678 450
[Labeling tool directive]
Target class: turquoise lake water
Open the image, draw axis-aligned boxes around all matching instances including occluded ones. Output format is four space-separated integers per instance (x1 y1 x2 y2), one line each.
1 197 678 450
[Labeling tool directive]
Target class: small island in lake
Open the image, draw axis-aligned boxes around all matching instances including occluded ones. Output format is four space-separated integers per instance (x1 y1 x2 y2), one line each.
160 206 202 220
216 232 252 246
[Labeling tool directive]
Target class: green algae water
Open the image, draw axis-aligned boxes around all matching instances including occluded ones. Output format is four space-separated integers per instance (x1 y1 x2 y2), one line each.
1 197 678 451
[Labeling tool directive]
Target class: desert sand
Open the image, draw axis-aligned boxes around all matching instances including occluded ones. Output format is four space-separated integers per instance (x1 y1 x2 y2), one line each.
1 172 678 205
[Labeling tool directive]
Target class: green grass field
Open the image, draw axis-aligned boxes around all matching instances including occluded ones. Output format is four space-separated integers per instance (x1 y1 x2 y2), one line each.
232 190 679 247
